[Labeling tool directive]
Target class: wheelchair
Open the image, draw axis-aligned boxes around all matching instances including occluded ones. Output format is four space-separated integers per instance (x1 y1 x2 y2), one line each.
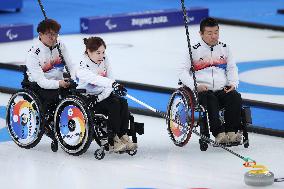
166 86 251 151
54 93 144 159
6 68 144 160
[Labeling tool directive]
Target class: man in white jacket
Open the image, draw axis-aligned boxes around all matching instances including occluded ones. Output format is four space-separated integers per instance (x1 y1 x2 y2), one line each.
24 19 76 138
25 19 75 88
179 17 242 144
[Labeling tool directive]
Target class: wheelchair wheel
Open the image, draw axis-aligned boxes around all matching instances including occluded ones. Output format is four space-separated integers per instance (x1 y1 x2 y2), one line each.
54 95 94 156
167 87 195 147
6 90 44 149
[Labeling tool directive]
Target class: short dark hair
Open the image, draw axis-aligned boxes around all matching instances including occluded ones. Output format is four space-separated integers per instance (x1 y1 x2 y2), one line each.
83 37 106 54
200 17 219 33
37 19 61 34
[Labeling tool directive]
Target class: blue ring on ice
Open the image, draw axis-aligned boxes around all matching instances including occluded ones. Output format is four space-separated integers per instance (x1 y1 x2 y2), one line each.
238 59 284 95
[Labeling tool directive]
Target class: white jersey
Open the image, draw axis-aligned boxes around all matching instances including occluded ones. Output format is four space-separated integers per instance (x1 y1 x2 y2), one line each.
178 39 239 91
76 54 115 102
25 37 76 89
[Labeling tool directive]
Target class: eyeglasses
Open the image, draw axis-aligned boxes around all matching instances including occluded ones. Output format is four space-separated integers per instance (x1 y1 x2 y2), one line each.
44 32 59 38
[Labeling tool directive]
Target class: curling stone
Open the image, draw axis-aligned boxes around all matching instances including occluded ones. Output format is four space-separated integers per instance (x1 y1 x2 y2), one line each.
244 164 274 186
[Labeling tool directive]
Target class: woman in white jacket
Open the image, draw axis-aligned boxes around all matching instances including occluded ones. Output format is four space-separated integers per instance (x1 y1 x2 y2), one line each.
76 37 137 152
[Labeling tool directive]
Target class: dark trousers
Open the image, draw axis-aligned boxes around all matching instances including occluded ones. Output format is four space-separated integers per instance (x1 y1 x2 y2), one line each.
22 80 60 113
24 83 60 139
94 94 129 138
36 89 60 113
199 90 242 137
28 86 59 115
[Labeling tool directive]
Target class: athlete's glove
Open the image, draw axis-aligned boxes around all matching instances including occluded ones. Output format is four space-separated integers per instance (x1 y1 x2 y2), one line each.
112 82 127 96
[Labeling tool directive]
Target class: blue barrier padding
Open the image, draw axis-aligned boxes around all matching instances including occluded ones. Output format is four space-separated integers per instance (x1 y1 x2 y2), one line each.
0 127 11 142
0 24 33 42
0 69 23 89
0 106 5 116
127 89 170 112
0 0 22 10
251 107 284 130
80 8 208 34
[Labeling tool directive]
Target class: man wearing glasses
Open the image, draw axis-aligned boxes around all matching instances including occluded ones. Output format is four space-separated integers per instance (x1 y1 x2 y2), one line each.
25 19 75 90
24 19 76 138
179 17 242 144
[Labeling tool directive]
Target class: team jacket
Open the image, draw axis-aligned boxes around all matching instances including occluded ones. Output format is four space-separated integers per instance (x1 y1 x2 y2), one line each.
178 39 239 91
76 54 115 102
25 37 76 89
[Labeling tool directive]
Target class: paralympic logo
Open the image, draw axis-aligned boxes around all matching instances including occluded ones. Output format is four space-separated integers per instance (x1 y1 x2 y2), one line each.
105 19 117 30
81 22 88 31
186 16 195 23
6 29 18 40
